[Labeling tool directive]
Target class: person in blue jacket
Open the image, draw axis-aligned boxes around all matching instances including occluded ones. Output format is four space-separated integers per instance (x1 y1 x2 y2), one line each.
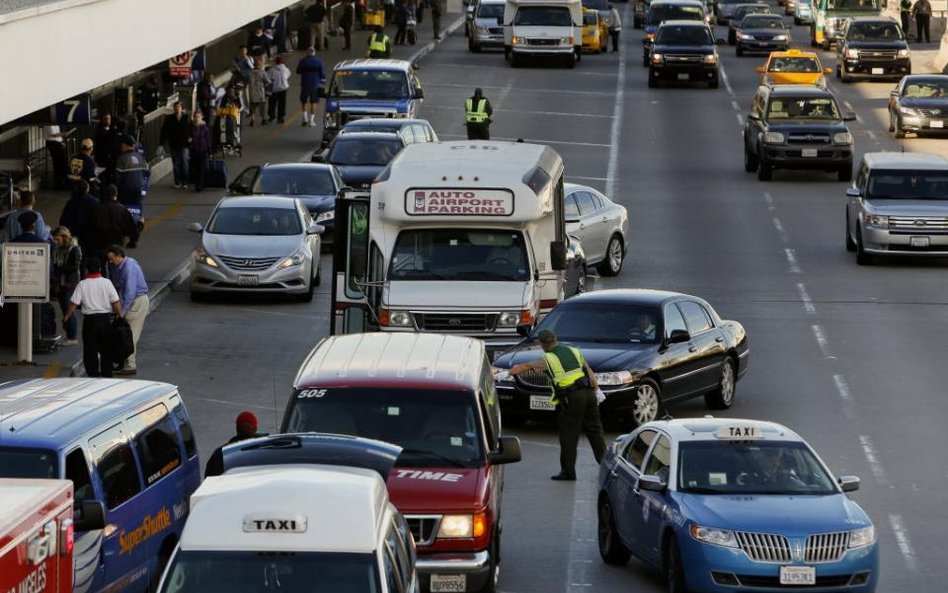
296 48 325 127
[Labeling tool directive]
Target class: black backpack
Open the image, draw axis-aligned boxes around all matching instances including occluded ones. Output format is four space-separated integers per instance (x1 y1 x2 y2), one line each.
111 317 135 361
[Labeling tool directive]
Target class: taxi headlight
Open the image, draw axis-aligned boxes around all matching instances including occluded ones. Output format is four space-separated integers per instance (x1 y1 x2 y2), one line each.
492 367 514 383
845 48 859 59
898 48 910 58
596 371 636 385
498 311 522 327
703 53 718 64
651 52 664 64
278 248 306 269
865 214 889 228
438 515 474 538
315 210 335 223
849 526 875 548
763 131 785 144
691 525 739 548
193 249 219 268
833 132 853 145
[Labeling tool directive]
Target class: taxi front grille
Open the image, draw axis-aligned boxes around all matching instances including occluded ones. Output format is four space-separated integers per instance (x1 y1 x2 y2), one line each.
517 368 552 389
735 531 792 563
405 515 440 546
805 531 850 563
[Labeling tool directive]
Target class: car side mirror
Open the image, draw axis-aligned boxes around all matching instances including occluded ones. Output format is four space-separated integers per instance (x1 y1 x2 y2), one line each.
307 223 325 235
667 329 691 344
638 475 667 492
825 67 834 74
74 500 106 532
747 113 760 121
843 112 857 122
838 475 860 492
846 187 860 198
516 323 532 338
756 66 765 73
490 435 523 465
414 87 425 99
715 38 727 45
228 181 249 194
550 240 567 271
187 222 204 233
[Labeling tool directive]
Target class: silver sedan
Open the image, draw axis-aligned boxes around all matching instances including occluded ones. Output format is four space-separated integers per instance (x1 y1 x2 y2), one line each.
565 183 629 276
188 196 323 301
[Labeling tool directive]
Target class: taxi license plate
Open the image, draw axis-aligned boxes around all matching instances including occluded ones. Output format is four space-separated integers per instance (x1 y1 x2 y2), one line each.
780 566 816 585
911 236 930 247
430 575 466 593
931 120 944 128
530 395 555 411
871 67 884 75
238 275 259 286
802 148 818 157
677 73 690 81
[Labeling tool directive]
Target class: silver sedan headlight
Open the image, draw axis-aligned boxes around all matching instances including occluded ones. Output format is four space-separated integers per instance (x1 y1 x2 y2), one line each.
277 248 306 269
315 210 335 223
193 248 218 268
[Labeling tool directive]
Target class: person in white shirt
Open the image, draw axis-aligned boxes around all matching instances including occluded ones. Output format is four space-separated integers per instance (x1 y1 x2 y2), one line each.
64 258 122 377
45 125 76 190
267 56 292 124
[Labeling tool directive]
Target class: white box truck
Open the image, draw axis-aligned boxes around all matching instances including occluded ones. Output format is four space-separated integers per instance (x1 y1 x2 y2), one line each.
503 0 583 67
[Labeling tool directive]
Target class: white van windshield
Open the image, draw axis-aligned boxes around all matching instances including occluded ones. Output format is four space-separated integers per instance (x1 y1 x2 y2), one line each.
514 6 574 26
390 229 530 282
330 70 409 99
160 551 378 593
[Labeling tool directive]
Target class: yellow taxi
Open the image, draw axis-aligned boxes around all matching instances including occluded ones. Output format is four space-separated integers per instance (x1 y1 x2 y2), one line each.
582 8 609 54
756 49 834 87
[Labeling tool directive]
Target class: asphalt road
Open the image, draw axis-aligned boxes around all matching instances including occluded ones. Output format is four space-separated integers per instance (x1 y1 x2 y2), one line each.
133 5 947 592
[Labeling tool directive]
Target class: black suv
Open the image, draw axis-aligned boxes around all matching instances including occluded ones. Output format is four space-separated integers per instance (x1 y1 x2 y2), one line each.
648 21 723 88
836 17 910 82
743 85 856 181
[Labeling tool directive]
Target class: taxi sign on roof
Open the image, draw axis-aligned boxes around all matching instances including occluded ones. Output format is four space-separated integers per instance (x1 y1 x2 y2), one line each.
715 426 762 439
242 513 308 533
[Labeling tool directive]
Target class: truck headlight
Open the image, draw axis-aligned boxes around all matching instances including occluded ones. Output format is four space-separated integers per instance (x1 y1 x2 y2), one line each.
596 371 635 385
845 48 859 59
703 53 718 64
865 214 889 228
315 210 335 223
562 36 574 45
492 367 514 383
651 52 664 64
278 248 306 269
833 132 853 145
849 526 875 548
898 48 910 58
380 309 412 327
512 35 524 44
438 515 474 538
763 131 785 144
498 311 522 327
193 249 218 268
691 525 739 548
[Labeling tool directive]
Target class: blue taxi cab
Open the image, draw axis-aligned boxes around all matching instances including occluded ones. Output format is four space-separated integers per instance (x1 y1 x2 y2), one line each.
596 418 878 592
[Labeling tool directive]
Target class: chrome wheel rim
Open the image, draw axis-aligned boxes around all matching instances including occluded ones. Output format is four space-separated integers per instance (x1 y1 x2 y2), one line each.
720 362 735 405
633 384 659 425
608 238 622 272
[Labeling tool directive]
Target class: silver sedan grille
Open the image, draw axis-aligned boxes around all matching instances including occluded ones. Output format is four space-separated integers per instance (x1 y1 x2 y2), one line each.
218 256 280 271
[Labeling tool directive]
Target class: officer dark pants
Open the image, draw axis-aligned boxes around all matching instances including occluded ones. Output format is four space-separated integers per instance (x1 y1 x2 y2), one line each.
82 313 114 378
557 386 607 476
916 14 931 43
466 122 490 140
900 12 911 38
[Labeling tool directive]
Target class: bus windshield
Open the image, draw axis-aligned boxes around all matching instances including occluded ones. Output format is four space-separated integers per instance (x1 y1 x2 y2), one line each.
389 229 530 282
826 0 879 10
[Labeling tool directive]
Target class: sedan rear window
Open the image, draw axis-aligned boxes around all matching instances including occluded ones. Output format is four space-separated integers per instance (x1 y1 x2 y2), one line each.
866 170 948 200
208 207 302 236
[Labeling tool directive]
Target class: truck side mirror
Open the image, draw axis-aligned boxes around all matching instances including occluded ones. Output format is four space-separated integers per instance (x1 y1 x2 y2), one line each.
414 87 425 99
74 500 106 532
490 435 522 465
550 240 567 271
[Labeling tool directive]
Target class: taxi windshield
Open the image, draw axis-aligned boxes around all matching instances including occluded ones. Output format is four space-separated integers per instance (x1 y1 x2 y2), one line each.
533 302 662 344
866 170 948 200
0 447 58 479
284 388 485 467
648 6 705 24
390 229 530 282
252 168 336 196
678 441 837 495
656 25 713 45
160 551 378 593
330 70 409 99
768 57 821 72
767 97 840 120
207 207 302 236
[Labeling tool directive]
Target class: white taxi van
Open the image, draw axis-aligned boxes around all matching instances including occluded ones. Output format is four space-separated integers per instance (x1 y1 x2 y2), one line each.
157 438 418 593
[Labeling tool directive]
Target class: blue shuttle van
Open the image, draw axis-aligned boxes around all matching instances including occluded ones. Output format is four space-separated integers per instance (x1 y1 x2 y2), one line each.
322 59 425 143
0 379 201 593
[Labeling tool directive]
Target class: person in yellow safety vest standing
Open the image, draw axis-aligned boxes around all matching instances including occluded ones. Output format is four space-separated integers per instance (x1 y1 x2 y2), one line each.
509 329 607 481
367 25 393 58
465 87 493 140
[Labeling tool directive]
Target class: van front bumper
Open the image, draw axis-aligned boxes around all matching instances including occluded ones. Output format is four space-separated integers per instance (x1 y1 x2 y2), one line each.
417 551 492 593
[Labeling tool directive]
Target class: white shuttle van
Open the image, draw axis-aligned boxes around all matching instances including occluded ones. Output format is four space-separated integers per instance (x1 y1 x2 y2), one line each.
504 0 583 66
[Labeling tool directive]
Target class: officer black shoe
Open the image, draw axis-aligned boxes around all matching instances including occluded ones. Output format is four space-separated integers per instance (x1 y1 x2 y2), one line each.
550 473 577 481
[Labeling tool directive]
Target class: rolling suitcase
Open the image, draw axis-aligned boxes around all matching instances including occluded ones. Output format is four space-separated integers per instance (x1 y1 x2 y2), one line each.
206 159 228 188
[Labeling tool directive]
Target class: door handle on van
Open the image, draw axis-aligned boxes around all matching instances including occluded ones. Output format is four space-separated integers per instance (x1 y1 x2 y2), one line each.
688 346 698 353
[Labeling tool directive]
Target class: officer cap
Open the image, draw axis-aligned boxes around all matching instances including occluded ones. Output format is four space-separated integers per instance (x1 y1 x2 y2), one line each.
537 329 556 345
18 210 38 227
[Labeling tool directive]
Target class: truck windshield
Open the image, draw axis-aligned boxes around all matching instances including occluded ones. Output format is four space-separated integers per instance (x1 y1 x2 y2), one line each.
284 388 485 467
514 6 574 26
330 70 409 99
477 3 504 18
0 447 58 479
826 0 879 9
390 229 530 282
648 6 704 25
160 551 378 593
655 25 713 44
767 97 840 120
866 171 948 200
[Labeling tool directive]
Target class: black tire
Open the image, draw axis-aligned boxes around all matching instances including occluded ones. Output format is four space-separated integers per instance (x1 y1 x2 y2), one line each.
837 164 852 182
665 537 690 593
704 358 736 410
744 146 759 172
888 111 896 133
840 67 851 83
836 64 841 79
736 45 744 56
855 228 873 265
845 216 857 252
477 539 500 593
628 378 662 428
758 160 773 181
894 117 906 138
728 31 736 45
597 234 624 276
510 53 520 67
648 73 658 88
296 275 315 302
469 40 480 53
313 264 321 287
598 496 632 565
709 76 719 89
643 52 650 67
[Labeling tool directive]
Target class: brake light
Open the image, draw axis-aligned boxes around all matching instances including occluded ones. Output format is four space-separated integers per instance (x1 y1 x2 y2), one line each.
59 519 74 556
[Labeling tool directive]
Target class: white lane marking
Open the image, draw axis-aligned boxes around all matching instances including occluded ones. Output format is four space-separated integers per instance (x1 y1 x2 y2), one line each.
785 248 802 273
737 113 745 127
858 435 888 486
606 31 628 199
797 282 815 314
731 99 740 111
438 133 611 147
811 324 834 358
867 130 876 140
720 63 734 95
426 82 616 96
424 104 615 119
763 191 774 210
833 374 857 420
773 217 789 243
888 514 919 572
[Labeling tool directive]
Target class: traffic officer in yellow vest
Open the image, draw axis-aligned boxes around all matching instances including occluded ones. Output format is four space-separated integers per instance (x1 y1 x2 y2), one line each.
366 25 392 58
465 87 493 140
510 329 607 481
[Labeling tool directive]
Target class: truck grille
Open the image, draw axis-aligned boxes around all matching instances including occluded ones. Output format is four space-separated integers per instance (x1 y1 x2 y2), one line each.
517 368 552 389
529 38 560 46
805 531 851 563
218 256 279 271
735 532 792 563
857 49 898 60
414 313 498 332
405 516 440 546
787 132 830 145
888 216 948 231
664 54 703 63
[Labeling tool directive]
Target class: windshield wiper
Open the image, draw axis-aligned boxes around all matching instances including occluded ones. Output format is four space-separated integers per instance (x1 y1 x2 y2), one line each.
397 448 469 468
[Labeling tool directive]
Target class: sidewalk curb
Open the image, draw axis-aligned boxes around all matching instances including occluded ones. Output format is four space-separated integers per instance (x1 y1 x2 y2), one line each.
65 18 462 378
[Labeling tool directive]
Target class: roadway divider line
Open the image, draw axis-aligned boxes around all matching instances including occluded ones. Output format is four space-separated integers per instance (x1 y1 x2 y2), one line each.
888 514 919 572
425 82 617 96
810 324 833 358
797 283 815 315
858 435 888 486
439 133 611 147
772 217 788 243
605 3 629 199
423 104 615 119
784 248 801 274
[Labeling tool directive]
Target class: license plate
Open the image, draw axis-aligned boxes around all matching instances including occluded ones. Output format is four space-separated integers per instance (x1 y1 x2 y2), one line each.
802 148 818 157
911 236 930 247
530 395 555 411
430 575 466 593
780 566 816 585
871 67 884 75
931 120 944 128
677 73 690 80
238 275 258 286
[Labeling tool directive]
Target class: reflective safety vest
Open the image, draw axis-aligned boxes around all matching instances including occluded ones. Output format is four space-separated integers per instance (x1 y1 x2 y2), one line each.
543 345 587 404
369 33 389 54
465 98 489 123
